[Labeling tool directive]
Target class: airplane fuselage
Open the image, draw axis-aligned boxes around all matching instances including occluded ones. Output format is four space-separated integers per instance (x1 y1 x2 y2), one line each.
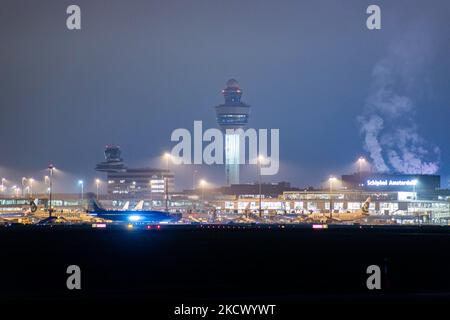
88 210 181 223
305 212 368 223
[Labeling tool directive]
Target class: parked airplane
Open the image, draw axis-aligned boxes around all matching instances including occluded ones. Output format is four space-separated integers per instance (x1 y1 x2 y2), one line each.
304 197 371 223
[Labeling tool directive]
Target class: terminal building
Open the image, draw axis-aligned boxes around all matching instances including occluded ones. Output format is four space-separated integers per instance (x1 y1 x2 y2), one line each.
202 173 449 223
95 145 174 200
209 189 450 224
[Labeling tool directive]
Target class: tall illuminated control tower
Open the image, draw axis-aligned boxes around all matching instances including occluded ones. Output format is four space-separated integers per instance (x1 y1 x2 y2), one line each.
215 79 250 185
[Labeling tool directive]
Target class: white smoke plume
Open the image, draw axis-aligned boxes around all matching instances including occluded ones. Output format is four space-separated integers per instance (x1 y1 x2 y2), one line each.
359 34 440 174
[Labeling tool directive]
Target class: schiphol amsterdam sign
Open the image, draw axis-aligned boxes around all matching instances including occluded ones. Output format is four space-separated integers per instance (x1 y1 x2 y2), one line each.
366 179 418 187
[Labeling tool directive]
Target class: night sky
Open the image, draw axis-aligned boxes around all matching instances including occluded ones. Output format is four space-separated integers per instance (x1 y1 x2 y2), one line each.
0 0 449 192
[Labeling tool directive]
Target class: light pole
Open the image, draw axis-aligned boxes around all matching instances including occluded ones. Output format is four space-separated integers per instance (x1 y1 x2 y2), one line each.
29 178 34 198
164 152 171 171
358 157 365 188
78 180 84 202
21 177 26 197
48 164 54 217
163 153 171 212
257 155 265 218
193 170 198 191
329 176 337 220
95 179 100 200
132 180 136 192
329 176 337 192
199 179 206 203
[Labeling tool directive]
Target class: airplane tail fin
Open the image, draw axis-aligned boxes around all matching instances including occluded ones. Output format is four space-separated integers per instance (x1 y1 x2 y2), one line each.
122 201 130 211
87 198 105 212
30 199 39 213
133 200 144 211
361 197 371 214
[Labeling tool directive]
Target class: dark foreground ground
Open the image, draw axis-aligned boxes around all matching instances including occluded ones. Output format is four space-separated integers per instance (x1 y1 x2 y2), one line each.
1 224 450 315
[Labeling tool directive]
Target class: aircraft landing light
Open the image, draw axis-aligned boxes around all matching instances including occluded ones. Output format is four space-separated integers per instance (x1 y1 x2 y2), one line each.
128 215 142 222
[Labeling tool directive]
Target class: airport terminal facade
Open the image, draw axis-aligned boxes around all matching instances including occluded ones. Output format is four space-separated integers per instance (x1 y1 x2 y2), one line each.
0 188 449 223
95 145 174 199
196 173 449 223
1 160 449 223
210 189 450 223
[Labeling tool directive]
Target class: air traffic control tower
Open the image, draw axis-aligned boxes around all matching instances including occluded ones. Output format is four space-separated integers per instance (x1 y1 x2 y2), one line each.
215 79 250 185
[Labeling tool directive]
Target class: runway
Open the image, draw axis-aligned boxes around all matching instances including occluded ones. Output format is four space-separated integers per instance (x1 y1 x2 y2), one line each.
1 224 450 303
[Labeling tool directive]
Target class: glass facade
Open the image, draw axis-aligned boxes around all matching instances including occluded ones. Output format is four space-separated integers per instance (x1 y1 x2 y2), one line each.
216 114 249 126
225 133 240 185
107 170 174 199
210 190 450 222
